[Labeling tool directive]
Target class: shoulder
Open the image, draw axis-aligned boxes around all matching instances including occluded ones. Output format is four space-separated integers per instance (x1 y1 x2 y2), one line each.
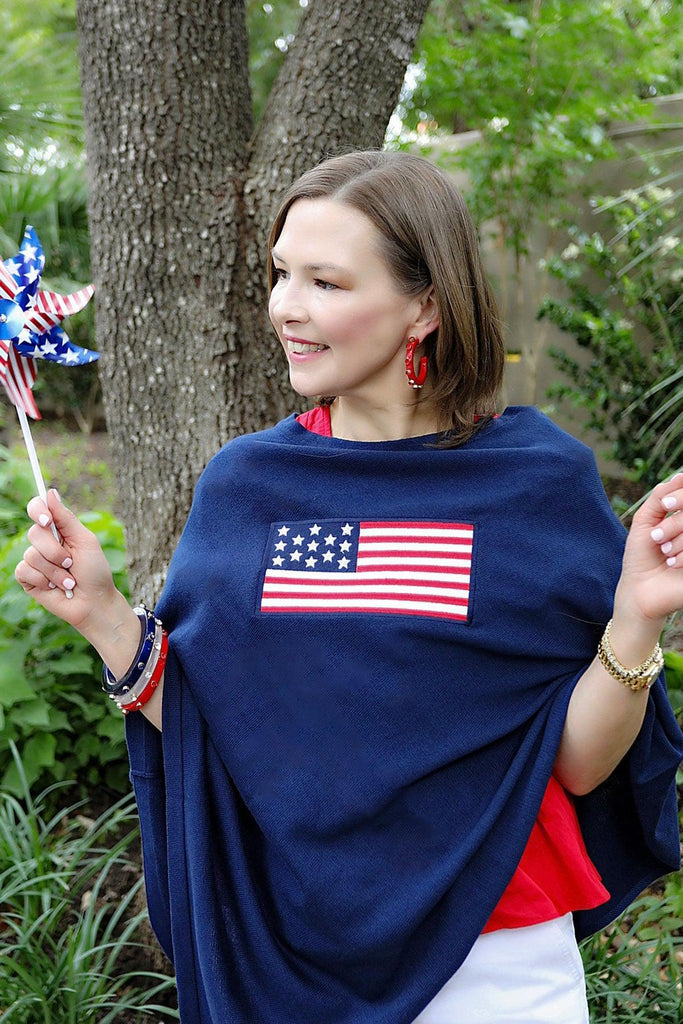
490 405 591 455
483 405 598 478
477 407 620 533
198 415 300 481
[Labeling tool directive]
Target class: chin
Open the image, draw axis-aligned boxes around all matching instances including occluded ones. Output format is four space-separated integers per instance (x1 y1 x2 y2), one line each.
289 377 321 399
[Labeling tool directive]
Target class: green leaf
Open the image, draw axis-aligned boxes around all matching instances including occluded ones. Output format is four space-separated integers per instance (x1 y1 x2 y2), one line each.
47 652 95 676
0 665 36 707
9 698 51 729
3 732 57 792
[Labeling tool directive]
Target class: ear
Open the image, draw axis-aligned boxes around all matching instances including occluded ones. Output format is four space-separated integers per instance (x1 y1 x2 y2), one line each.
412 287 440 338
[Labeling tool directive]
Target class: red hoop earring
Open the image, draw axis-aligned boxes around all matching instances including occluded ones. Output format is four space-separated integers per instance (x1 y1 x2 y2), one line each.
405 336 428 389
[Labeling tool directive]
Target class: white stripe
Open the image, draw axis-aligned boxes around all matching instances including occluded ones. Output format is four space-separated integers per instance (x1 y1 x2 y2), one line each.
261 597 468 615
357 556 471 569
360 541 473 554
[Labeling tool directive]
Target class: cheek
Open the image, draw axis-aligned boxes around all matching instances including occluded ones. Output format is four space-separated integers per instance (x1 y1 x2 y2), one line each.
267 291 278 327
337 303 406 342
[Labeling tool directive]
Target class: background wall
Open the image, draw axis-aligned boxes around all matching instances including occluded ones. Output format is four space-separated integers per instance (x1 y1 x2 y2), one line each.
430 93 683 469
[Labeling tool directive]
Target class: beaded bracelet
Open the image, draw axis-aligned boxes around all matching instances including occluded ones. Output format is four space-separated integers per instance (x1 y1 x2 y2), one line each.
101 605 164 699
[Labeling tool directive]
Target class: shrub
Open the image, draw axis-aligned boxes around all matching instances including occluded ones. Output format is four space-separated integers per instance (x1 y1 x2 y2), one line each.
540 185 682 488
0 445 130 799
0 744 177 1021
583 890 683 1022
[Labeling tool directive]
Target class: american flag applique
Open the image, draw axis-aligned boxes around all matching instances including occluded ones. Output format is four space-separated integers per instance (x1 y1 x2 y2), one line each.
260 520 474 621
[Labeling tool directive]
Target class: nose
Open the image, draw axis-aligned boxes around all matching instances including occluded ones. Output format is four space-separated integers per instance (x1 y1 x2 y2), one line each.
269 277 309 326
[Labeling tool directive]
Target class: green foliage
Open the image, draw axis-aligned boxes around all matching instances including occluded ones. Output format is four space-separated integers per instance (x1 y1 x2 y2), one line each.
0 445 129 799
0 0 83 166
582 891 683 1022
397 0 681 258
0 443 36 537
664 649 683 717
539 185 682 485
0 745 177 1021
246 0 304 123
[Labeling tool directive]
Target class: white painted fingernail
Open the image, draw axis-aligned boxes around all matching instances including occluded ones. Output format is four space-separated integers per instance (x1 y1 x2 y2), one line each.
65 589 74 599
662 495 677 509
63 577 76 590
651 527 664 541
661 541 673 554
39 514 51 527
666 556 677 567
62 557 73 569
48 582 57 589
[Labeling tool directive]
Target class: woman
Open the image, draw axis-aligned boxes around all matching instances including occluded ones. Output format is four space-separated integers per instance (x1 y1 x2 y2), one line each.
16 151 683 1024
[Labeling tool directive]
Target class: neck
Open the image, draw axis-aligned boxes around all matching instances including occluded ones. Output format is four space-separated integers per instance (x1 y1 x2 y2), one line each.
329 395 440 442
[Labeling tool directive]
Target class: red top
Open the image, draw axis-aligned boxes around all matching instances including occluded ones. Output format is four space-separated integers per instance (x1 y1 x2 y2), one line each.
297 405 610 931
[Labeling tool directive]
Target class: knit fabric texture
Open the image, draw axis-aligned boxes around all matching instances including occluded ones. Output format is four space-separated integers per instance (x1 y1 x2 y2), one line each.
126 406 683 1024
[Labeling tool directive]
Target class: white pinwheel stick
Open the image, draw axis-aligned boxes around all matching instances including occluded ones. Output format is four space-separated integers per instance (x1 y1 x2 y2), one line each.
16 404 60 543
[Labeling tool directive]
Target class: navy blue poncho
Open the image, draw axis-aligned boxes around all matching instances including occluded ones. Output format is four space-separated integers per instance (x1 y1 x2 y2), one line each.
126 406 683 1023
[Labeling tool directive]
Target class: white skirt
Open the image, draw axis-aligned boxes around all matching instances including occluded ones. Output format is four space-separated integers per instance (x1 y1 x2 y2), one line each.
412 913 589 1024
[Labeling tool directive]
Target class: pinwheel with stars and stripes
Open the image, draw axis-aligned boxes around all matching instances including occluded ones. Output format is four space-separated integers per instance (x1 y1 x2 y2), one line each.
0 225 97 419
0 226 97 536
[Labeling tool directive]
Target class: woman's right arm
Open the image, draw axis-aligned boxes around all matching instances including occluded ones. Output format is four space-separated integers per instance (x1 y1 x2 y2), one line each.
14 488 163 731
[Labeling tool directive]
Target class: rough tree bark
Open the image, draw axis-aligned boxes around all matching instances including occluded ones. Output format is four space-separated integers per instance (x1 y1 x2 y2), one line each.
75 0 431 600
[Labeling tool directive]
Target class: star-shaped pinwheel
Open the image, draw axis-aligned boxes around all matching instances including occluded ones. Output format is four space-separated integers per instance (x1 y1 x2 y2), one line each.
0 226 97 419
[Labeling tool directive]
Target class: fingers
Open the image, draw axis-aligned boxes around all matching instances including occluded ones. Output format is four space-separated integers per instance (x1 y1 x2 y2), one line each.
649 512 682 567
24 488 80 600
638 472 683 568
26 494 55 529
15 554 75 603
22 543 77 596
637 472 683 522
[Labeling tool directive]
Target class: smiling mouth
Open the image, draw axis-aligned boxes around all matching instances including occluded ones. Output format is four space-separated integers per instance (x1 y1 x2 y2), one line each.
286 340 328 353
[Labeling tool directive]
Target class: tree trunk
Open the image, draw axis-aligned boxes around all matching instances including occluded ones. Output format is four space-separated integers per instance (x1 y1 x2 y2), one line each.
76 0 430 600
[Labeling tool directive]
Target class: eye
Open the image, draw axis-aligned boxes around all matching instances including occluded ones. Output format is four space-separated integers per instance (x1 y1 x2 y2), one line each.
315 279 338 291
272 266 288 282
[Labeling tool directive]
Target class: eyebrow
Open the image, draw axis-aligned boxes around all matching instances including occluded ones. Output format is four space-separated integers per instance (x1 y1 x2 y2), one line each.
271 251 347 274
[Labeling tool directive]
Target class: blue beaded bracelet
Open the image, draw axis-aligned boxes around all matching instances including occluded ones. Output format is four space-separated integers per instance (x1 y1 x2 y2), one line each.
101 605 159 696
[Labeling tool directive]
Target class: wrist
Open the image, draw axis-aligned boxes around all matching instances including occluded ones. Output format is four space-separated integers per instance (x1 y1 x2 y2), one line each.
610 591 665 669
605 612 663 673
80 591 143 678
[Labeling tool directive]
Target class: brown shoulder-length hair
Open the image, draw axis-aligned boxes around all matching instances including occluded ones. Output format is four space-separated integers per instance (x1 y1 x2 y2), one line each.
268 150 505 447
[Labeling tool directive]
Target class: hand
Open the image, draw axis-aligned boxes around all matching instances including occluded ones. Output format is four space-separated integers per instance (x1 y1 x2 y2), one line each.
613 472 683 630
15 488 121 637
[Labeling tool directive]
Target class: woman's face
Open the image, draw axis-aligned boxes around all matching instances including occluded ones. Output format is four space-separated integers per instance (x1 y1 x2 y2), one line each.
268 198 433 405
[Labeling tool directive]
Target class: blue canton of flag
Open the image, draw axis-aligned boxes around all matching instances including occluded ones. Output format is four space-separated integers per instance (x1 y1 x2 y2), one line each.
261 519 474 621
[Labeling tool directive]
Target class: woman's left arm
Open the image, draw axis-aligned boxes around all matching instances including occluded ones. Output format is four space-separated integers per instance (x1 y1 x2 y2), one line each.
555 473 683 796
